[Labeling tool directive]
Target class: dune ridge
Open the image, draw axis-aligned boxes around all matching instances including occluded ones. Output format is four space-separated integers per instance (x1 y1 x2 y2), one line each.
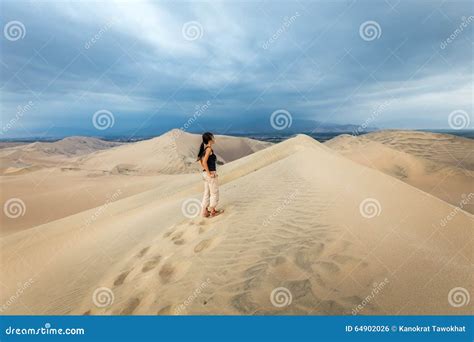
325 131 474 214
74 129 272 175
0 136 123 174
363 130 474 170
0 131 270 235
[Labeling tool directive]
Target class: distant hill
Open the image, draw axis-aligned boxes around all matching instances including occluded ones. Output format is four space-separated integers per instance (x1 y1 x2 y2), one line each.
0 136 124 175
74 129 272 175
0 136 123 159
189 118 378 135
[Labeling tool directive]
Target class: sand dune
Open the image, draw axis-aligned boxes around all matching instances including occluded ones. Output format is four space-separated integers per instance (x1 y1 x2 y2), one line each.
325 131 474 213
74 129 272 175
0 136 123 159
0 136 123 175
363 130 474 170
0 142 27 149
0 169 170 236
1 133 471 316
0 130 269 235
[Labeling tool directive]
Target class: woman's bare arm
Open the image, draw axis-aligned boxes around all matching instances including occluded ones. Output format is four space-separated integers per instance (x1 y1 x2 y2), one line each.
201 148 213 177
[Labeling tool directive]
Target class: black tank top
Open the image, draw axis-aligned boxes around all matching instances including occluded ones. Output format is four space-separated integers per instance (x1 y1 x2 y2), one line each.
205 147 216 171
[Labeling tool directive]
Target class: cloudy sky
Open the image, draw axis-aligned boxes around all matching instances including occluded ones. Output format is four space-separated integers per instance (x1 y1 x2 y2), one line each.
0 0 472 138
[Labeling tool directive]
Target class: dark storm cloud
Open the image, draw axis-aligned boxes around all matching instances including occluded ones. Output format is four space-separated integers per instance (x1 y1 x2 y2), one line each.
0 0 472 137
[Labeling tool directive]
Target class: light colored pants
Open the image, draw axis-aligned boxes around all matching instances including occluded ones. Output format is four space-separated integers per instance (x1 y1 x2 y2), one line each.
201 171 219 211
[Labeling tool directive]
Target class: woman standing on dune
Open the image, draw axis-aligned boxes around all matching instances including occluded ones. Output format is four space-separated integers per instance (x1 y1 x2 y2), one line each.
197 132 224 218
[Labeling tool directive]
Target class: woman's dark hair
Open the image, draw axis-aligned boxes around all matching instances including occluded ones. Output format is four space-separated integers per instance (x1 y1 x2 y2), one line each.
197 132 214 160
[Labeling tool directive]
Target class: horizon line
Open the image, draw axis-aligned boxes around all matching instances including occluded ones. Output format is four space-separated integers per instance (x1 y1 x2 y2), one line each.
1 128 473 142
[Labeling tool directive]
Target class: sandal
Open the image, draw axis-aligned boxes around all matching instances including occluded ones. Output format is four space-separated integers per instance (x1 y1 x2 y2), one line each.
209 209 224 217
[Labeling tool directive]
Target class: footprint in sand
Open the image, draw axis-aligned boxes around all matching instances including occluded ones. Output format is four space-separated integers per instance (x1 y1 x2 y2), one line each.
159 263 175 283
157 305 173 315
174 239 185 245
231 292 258 314
142 255 161 273
136 247 150 258
114 270 131 286
194 239 212 253
294 243 325 271
163 228 176 238
120 297 141 315
171 231 184 241
316 260 340 273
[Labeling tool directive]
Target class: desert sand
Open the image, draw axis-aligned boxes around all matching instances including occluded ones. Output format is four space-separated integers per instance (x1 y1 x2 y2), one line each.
73 130 272 175
0 131 270 235
0 130 472 316
325 130 474 214
0 136 124 175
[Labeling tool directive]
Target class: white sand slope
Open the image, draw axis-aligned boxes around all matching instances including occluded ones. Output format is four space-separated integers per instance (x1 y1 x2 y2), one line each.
325 131 474 214
0 137 123 175
74 129 272 175
0 142 27 149
0 169 171 236
0 131 270 235
363 130 474 170
1 134 471 316
0 136 122 159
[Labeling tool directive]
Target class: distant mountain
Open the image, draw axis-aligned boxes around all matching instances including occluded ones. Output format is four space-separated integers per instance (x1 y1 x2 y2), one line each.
0 118 378 141
188 118 377 135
